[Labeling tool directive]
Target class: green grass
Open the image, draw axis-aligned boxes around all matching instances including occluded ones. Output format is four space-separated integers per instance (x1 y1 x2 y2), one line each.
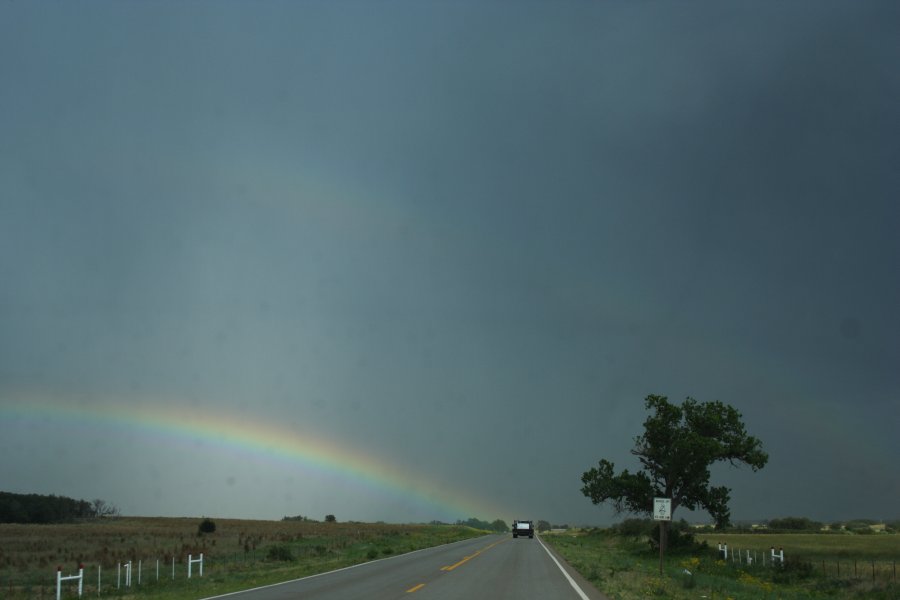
0 517 486 599
542 529 899 600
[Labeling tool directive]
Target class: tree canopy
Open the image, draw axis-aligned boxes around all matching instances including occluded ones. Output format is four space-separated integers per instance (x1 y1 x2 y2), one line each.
581 395 767 530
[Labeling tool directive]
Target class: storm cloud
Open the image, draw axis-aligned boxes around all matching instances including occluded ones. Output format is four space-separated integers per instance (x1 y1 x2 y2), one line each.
1 1 898 525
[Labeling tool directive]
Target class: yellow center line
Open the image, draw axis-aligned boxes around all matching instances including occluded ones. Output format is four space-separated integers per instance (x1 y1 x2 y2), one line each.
440 538 507 571
406 583 426 593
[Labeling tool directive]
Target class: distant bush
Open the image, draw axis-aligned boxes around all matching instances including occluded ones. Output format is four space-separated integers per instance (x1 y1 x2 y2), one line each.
325 514 336 523
198 518 216 534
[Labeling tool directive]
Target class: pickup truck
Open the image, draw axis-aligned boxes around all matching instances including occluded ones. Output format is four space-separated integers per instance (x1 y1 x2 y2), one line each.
512 520 534 538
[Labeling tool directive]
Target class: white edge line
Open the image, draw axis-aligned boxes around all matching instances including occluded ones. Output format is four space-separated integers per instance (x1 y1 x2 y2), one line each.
537 535 591 600
199 534 490 599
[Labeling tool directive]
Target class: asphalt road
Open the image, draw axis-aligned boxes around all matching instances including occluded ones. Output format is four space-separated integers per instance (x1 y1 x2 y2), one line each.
202 534 609 600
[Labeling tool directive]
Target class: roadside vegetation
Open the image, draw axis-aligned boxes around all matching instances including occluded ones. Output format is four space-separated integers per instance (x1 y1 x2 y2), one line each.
543 521 899 600
0 516 488 599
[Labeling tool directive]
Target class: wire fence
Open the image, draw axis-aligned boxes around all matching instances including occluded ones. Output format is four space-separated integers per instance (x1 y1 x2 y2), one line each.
6 554 210 599
715 543 898 585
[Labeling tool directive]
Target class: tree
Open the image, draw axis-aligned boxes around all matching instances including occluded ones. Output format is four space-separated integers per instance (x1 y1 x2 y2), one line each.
490 519 509 532
91 499 120 518
536 520 551 533
580 395 767 550
325 514 336 523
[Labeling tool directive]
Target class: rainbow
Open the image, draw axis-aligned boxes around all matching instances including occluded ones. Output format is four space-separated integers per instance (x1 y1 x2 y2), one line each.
0 392 500 522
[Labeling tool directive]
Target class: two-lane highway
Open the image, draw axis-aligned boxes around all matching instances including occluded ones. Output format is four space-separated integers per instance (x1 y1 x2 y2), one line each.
203 534 608 600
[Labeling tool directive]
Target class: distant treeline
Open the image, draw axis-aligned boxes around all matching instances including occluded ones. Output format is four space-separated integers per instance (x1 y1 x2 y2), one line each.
455 517 509 532
0 491 117 524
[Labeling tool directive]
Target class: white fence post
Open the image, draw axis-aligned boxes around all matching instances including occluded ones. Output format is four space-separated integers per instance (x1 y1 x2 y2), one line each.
746 549 753 566
770 546 784 565
718 542 728 560
55 564 83 600
188 553 204 578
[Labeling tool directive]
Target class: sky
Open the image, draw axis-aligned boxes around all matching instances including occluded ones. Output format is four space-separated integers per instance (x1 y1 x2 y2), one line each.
1 1 898 527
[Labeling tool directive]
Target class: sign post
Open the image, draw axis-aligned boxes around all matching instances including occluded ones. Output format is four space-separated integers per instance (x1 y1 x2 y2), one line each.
653 498 672 575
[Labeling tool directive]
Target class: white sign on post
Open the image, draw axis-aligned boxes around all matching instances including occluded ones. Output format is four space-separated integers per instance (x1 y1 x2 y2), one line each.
653 497 671 521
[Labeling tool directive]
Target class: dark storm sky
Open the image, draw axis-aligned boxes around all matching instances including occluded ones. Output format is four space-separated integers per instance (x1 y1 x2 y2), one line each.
1 1 898 524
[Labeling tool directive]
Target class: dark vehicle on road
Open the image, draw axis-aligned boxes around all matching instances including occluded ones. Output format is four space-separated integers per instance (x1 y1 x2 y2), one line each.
512 519 534 538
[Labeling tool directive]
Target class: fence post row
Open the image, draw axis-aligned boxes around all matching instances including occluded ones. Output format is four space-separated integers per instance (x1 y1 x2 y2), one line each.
54 554 215 593
55 564 83 600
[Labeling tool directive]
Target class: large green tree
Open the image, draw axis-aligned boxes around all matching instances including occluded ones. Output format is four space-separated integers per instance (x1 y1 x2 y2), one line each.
581 395 767 548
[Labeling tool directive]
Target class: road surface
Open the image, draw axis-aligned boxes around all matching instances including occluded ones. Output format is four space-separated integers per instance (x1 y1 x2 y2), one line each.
202 534 609 600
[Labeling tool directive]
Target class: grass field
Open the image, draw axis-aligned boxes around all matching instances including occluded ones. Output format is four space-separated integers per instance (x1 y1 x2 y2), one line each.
0 517 485 599
543 529 899 600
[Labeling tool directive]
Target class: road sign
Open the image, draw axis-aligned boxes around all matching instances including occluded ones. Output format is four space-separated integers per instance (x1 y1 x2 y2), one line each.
653 497 671 521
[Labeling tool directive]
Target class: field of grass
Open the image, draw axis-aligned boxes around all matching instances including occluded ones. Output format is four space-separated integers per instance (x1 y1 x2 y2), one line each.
696 532 900 561
543 529 899 600
0 517 485 599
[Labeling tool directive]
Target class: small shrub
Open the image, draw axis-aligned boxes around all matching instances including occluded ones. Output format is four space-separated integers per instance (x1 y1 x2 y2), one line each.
266 544 294 562
198 519 216 534
615 518 654 539
649 519 696 549
366 549 378 559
